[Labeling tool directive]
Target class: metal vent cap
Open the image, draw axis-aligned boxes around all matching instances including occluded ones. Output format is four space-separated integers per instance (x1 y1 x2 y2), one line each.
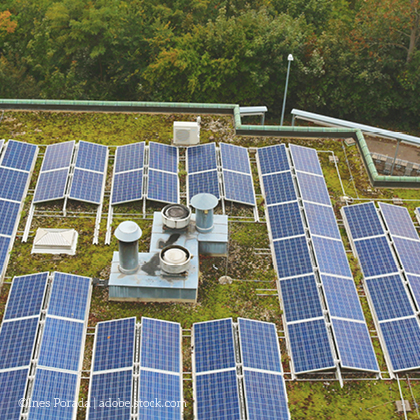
161 204 191 229
159 245 191 274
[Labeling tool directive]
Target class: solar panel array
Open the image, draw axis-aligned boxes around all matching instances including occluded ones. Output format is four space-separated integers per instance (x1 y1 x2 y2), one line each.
34 141 75 203
257 144 335 375
290 144 378 373
0 140 37 278
69 141 108 205
342 202 420 373
220 143 256 206
147 142 179 204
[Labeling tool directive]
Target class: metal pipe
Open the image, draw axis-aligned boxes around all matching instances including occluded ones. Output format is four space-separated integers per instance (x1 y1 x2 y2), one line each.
390 139 401 176
280 54 293 126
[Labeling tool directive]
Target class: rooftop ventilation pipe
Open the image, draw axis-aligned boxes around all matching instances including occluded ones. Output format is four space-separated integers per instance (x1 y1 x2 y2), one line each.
190 193 218 233
115 221 142 274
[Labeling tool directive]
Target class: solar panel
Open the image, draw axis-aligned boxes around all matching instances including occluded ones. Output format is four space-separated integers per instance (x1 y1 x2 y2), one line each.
262 171 296 205
0 167 29 202
289 144 323 176
188 170 220 200
4 272 48 320
331 319 379 371
303 202 340 240
140 318 181 373
112 170 143 205
223 170 255 205
0 368 28 420
75 141 108 173
342 202 384 240
41 141 75 172
287 319 335 373
267 202 305 240
407 274 420 309
311 236 352 278
147 169 179 203
38 317 84 371
279 275 323 322
115 142 145 173
195 370 241 420
0 236 11 274
354 236 399 278
379 202 419 240
220 143 251 174
380 317 420 372
258 144 290 175
365 274 414 321
28 368 78 420
243 370 290 420
393 237 420 275
238 318 282 372
0 199 20 236
88 370 133 420
93 318 136 372
321 275 364 321
295 172 330 205
1 140 37 171
33 168 69 203
273 236 313 279
193 319 236 373
187 143 217 174
149 142 177 173
0 318 39 369
69 168 104 204
48 272 91 321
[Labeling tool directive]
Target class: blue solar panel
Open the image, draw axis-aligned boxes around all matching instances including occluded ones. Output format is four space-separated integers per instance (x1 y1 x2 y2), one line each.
365 274 413 321
147 169 178 203
342 202 384 240
138 370 182 419
379 203 419 240
149 142 177 173
4 272 48 320
194 319 236 373
407 274 420 309
188 170 220 200
0 199 20 236
258 144 290 175
312 236 352 278
279 275 323 322
273 236 313 279
48 272 91 321
303 202 340 240
1 140 37 172
28 369 78 420
244 370 290 420
321 275 364 321
332 319 379 372
380 317 420 371
112 169 143 204
220 143 251 174
354 236 399 278
140 318 180 373
0 318 39 369
75 141 107 173
0 167 29 202
0 368 28 420
296 172 330 205
289 144 323 176
267 202 305 240
38 317 84 371
393 237 420 275
187 143 217 173
115 142 145 173
70 168 104 204
223 171 255 205
0 236 11 274
262 171 296 205
34 168 69 203
93 318 136 372
41 141 75 172
195 370 241 420
88 370 133 420
288 319 335 373
238 318 282 372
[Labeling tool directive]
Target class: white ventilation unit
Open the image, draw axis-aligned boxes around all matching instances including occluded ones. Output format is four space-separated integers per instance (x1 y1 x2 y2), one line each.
173 121 200 146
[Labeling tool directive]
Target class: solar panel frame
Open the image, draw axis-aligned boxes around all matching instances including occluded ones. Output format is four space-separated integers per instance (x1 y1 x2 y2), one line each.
147 169 179 204
407 274 420 310
0 236 11 277
295 171 331 206
114 142 145 174
303 202 341 240
220 142 252 174
0 368 28 420
148 141 178 173
379 202 419 240
0 199 22 237
74 141 108 173
0 140 38 172
188 170 220 200
111 169 144 205
267 201 305 240
289 144 323 176
393 236 420 275
0 167 29 202
33 168 70 203
261 171 297 205
222 170 256 206
40 141 75 172
69 168 105 204
187 143 218 174
257 144 290 175
342 202 384 240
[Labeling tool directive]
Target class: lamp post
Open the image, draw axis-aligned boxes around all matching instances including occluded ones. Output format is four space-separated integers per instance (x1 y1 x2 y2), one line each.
280 54 294 126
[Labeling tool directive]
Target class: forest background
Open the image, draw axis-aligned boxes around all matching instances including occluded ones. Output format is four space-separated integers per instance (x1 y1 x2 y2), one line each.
0 0 419 129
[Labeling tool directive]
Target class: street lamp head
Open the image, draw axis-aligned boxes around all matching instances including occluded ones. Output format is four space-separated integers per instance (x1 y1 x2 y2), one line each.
288 54 294 61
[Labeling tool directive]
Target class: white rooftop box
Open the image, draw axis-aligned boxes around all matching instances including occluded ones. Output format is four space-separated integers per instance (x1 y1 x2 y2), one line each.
32 228 78 255
173 121 200 146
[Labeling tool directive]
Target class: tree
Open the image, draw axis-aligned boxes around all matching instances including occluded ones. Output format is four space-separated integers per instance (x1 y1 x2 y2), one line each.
0 10 17 34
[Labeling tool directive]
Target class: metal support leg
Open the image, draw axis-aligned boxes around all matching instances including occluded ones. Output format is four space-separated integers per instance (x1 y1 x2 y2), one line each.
390 140 400 176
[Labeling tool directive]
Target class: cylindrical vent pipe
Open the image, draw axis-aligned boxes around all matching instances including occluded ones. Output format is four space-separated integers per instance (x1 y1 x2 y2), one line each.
115 221 142 275
190 193 218 233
